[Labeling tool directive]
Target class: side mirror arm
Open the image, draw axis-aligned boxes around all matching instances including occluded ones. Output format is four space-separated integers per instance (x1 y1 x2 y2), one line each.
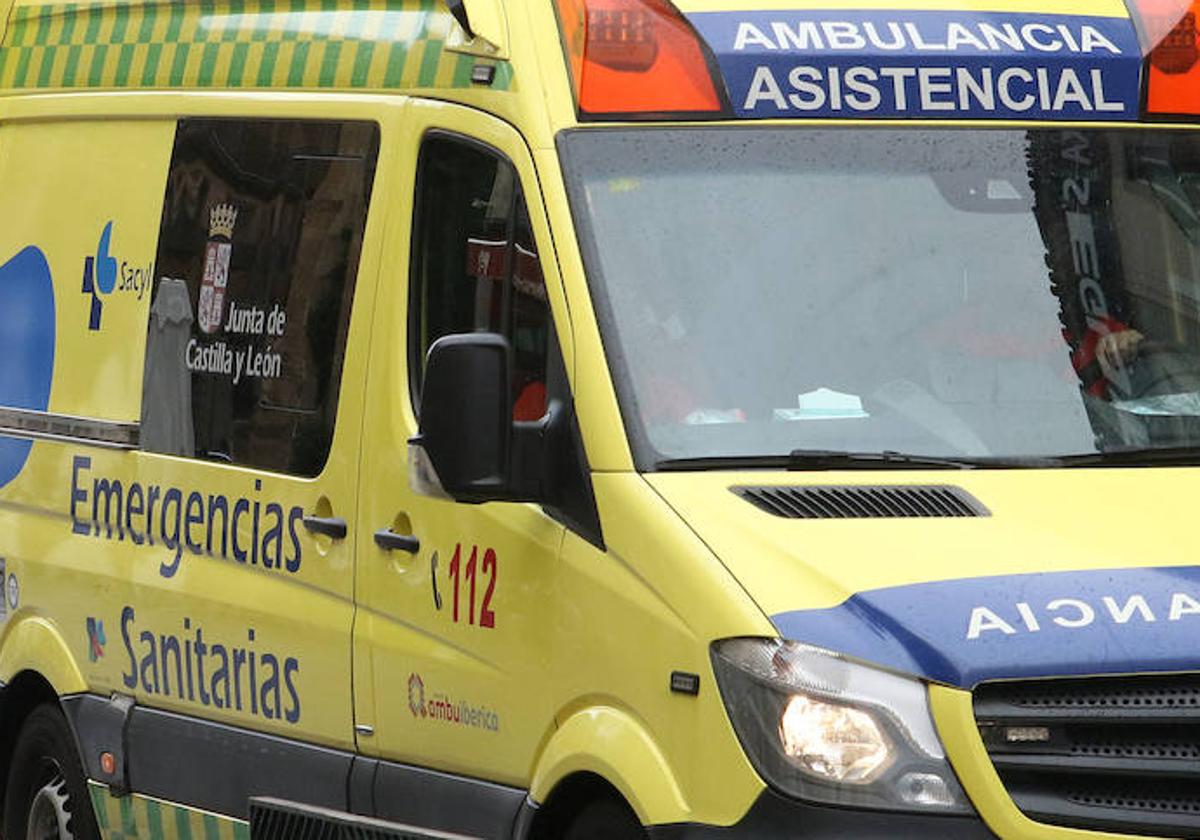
509 397 568 503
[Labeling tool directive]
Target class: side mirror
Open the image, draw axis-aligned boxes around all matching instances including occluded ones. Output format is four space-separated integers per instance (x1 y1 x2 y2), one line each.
410 333 512 503
408 331 602 543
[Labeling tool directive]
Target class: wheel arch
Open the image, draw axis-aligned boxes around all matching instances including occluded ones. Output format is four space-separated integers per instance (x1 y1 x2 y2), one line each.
0 615 90 823
0 669 74 826
524 771 640 840
0 615 88 697
527 705 687 832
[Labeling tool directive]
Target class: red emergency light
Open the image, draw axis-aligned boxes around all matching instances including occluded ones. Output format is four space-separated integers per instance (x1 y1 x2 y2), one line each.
552 0 728 119
1128 0 1200 116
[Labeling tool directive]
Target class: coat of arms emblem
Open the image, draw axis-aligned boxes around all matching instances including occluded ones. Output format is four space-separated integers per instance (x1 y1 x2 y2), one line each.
198 203 237 334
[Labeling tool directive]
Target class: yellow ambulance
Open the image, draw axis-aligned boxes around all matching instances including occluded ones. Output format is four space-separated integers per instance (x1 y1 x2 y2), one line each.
2 0 1200 836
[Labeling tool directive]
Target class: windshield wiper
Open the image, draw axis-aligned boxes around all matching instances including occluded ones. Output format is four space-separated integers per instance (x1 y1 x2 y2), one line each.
655 450 1056 471
785 449 983 470
657 448 1200 471
1056 446 1200 467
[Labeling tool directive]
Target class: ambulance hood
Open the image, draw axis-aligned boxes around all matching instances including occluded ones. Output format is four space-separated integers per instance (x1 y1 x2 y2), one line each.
645 468 1200 689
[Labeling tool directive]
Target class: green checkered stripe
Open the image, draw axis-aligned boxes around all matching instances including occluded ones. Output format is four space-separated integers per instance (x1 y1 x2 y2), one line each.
0 0 513 91
89 782 250 840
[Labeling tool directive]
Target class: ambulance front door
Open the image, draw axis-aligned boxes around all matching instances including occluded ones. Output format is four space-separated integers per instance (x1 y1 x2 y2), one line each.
353 102 568 835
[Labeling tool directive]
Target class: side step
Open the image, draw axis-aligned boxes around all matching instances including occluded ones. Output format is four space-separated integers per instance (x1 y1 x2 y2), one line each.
250 797 481 840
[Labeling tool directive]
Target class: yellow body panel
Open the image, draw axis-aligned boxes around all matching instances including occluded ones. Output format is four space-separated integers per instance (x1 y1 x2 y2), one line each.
529 706 688 826
646 467 1200 617
0 615 87 694
0 0 12 45
0 116 166 421
552 475 771 826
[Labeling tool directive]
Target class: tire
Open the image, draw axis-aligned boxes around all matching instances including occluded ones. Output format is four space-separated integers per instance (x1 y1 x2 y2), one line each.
3 705 100 840
562 796 646 840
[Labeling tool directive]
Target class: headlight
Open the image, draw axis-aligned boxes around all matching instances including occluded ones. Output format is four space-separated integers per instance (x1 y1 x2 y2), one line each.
711 637 971 813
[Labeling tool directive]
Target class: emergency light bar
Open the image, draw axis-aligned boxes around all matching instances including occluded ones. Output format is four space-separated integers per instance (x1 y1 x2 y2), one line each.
551 0 1200 121
551 0 729 119
1128 0 1200 116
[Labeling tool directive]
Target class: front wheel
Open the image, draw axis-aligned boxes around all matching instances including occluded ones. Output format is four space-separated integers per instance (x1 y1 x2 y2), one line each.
4 705 100 840
562 796 647 840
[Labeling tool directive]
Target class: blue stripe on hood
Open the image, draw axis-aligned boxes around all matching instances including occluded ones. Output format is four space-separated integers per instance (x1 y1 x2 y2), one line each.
771 565 1200 687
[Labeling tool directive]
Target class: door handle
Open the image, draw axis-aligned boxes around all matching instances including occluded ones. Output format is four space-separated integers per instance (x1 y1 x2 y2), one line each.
374 528 420 554
302 515 348 539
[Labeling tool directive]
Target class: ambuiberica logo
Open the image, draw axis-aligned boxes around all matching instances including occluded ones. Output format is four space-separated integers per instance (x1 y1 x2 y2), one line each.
81 221 153 330
406 672 500 733
408 673 426 718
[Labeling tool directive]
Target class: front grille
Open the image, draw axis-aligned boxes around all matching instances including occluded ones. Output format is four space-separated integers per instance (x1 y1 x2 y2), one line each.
974 674 1200 837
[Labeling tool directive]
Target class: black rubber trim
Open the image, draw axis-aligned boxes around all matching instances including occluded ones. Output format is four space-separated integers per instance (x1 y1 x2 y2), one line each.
1008 781 1200 838
109 702 522 835
510 796 537 840
125 706 351 818
349 757 378 817
445 0 472 38
373 760 525 839
62 694 134 795
647 790 999 839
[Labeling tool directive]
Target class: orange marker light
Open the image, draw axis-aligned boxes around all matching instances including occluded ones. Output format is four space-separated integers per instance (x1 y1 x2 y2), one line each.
1129 0 1200 115
553 0 727 119
100 751 116 775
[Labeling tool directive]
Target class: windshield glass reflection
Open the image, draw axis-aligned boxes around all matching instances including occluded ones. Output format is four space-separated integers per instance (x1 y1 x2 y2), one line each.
561 127 1200 466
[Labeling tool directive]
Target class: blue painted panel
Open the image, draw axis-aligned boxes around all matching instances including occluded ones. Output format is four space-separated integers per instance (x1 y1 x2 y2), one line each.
0 247 56 487
772 565 1200 687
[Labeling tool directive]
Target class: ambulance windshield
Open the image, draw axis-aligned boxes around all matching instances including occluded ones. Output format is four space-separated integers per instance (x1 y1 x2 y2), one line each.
560 127 1200 467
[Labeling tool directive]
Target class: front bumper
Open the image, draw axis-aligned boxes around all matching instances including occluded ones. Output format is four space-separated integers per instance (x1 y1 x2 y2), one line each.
647 790 998 839
654 680 1180 839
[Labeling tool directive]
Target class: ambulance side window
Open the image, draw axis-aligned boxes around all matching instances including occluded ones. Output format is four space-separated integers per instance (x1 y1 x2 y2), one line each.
409 134 550 421
141 118 380 477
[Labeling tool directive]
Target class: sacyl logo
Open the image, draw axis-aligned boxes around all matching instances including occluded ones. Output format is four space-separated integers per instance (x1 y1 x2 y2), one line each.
81 222 153 330
82 222 118 331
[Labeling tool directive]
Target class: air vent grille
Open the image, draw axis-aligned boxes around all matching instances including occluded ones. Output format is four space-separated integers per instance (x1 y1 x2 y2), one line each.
975 674 1200 837
250 798 476 840
734 485 988 519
